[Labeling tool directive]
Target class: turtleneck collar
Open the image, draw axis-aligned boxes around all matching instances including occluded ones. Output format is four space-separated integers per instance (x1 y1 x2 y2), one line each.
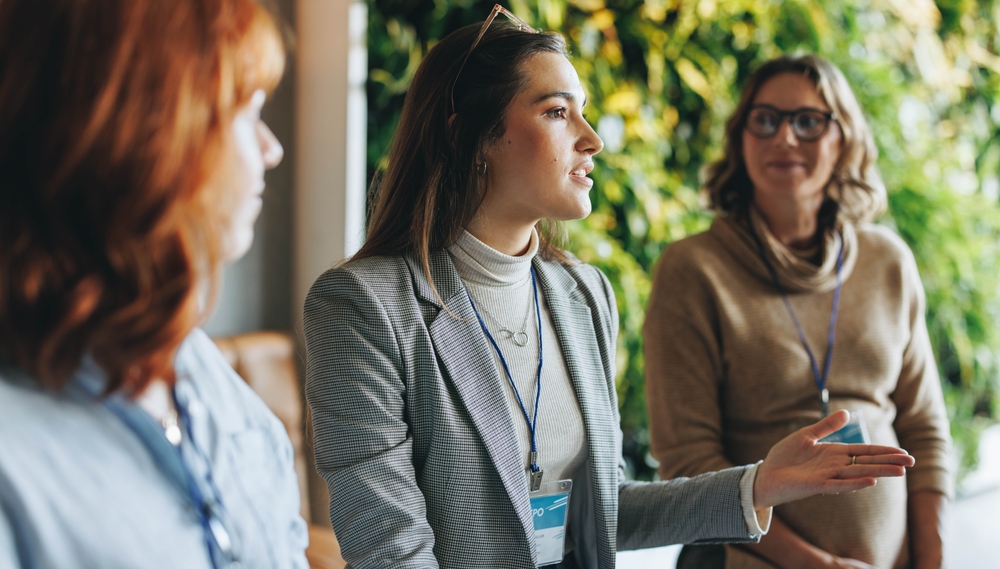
711 208 858 294
448 228 538 287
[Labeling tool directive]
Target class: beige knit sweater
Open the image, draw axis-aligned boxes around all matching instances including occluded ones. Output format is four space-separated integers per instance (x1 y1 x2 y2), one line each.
644 212 952 569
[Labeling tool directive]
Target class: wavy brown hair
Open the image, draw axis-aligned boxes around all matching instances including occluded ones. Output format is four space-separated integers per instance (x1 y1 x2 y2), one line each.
704 54 886 228
0 0 285 393
352 21 569 297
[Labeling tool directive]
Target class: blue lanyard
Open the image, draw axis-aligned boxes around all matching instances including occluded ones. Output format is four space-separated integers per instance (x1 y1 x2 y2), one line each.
103 386 235 568
467 267 546 491
749 226 845 416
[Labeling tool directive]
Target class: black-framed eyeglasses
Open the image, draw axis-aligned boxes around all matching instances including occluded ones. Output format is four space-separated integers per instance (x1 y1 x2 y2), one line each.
745 104 838 142
449 4 538 115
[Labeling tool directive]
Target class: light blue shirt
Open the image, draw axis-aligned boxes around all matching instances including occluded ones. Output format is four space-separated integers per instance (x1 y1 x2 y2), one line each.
0 329 308 569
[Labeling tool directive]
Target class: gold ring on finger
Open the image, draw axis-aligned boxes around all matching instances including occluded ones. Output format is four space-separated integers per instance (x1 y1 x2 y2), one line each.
851 455 857 466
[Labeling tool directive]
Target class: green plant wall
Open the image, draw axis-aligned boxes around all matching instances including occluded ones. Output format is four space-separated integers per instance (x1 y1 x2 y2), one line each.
367 0 1000 482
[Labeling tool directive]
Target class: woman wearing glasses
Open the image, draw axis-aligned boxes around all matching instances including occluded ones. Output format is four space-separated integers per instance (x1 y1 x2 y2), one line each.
0 0 307 567
645 55 951 569
305 15 915 569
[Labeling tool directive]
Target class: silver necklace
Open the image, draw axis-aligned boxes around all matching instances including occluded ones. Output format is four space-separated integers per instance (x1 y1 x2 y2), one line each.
471 287 534 347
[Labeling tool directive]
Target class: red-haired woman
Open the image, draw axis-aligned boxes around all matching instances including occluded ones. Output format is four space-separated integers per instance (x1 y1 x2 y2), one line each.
0 1 306 567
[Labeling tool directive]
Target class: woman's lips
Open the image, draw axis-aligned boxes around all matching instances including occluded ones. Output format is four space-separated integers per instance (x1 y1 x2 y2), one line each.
766 160 806 169
569 172 594 188
569 162 595 188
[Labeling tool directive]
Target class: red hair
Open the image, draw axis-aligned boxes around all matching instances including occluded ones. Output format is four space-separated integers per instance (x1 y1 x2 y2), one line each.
0 0 285 393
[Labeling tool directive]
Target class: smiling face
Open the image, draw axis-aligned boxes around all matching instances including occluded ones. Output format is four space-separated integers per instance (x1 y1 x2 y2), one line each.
742 72 841 212
211 89 283 261
481 52 603 228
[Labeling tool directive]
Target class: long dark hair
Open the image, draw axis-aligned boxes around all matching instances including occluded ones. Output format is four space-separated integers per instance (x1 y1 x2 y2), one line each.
352 21 568 295
704 54 886 228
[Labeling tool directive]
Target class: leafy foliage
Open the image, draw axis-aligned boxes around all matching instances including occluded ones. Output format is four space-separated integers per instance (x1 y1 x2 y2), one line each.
367 0 1000 483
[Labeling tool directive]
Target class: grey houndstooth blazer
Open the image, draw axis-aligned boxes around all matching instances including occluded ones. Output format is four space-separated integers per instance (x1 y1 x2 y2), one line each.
304 251 758 569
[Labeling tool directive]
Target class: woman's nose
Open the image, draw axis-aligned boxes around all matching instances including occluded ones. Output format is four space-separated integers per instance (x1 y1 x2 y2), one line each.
775 117 798 146
579 118 604 155
257 121 284 170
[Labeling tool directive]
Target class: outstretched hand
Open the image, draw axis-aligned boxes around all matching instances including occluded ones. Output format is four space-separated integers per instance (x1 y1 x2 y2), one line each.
753 410 915 509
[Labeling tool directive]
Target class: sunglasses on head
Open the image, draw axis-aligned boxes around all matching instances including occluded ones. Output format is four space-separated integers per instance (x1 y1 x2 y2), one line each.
449 4 538 116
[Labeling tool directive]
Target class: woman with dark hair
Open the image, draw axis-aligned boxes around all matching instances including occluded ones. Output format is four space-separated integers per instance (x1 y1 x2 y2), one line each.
645 55 951 569
0 0 307 567
305 11 914 569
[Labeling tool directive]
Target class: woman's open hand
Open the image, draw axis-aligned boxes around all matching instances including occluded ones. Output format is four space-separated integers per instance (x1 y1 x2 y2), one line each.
753 410 915 509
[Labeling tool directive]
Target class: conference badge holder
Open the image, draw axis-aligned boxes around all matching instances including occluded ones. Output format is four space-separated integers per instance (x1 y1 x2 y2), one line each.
530 478 572 567
819 409 871 444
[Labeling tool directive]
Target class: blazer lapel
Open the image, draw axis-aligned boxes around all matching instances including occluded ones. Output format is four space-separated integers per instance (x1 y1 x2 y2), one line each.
406 253 536 550
534 259 619 565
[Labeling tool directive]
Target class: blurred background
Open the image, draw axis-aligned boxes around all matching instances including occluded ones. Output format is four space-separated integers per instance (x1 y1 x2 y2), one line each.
207 0 1000 564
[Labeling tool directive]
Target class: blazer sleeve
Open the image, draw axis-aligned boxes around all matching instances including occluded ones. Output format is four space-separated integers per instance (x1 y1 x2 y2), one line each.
617 467 757 550
584 267 757 550
304 267 439 569
891 249 953 498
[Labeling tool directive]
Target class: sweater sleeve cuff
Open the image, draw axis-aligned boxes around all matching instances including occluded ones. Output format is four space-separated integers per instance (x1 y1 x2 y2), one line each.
739 462 772 537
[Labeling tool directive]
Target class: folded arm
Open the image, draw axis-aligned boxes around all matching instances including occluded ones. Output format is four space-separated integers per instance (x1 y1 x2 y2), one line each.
739 515 879 569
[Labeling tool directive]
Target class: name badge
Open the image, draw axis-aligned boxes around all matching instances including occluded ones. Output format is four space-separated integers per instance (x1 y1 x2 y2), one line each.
530 479 572 567
820 410 870 444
